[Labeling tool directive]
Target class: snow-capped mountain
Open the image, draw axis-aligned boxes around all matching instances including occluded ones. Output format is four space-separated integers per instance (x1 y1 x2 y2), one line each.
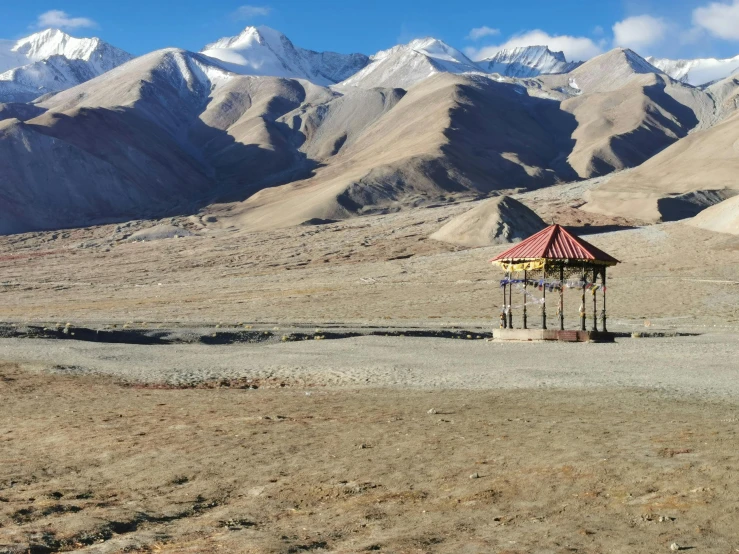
647 54 739 86
2 29 131 73
201 26 369 86
477 46 581 78
0 29 132 102
337 37 481 89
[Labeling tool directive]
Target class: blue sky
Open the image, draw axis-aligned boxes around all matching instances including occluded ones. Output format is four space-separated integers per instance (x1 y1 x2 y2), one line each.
2 0 739 61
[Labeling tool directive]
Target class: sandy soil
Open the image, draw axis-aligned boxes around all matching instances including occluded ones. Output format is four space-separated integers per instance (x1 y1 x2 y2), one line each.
1 359 738 554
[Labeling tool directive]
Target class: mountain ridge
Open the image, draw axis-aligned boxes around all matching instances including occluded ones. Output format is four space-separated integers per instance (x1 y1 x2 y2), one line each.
477 45 581 78
1 26 739 235
2 25 738 96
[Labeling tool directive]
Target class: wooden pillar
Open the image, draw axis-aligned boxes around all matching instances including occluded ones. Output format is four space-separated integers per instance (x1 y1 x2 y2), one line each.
580 265 586 331
523 269 528 329
592 266 598 332
559 266 564 331
602 267 608 332
502 276 508 329
508 267 513 329
542 268 547 330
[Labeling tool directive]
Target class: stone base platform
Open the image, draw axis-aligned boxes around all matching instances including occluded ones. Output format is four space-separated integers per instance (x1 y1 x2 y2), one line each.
493 329 615 342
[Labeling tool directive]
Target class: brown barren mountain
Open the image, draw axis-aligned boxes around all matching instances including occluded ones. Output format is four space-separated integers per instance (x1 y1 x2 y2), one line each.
687 194 739 235
540 49 715 179
430 195 546 247
582 109 739 222
205 73 578 231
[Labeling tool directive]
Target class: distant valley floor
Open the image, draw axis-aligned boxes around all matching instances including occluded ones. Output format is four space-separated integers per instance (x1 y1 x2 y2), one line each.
0 181 737 332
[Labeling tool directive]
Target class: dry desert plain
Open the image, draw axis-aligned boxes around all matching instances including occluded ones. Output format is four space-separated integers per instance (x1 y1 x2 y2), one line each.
1 181 739 553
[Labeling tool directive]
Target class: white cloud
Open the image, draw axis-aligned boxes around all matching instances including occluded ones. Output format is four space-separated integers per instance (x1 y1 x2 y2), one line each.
693 0 739 40
35 10 96 30
465 30 603 62
467 26 500 41
680 26 706 45
612 15 668 51
233 5 272 20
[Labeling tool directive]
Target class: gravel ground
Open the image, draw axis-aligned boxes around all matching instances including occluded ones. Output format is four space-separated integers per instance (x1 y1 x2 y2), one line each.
2 332 738 398
4 362 738 554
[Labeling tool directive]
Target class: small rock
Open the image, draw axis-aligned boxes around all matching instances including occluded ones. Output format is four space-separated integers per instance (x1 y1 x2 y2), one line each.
469 473 479 479
427 408 437 414
670 543 680 551
359 443 368 449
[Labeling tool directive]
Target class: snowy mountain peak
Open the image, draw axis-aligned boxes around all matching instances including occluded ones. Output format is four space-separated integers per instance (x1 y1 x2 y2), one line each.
232 24 268 41
203 25 282 51
339 36 480 90
647 54 739 86
370 37 474 65
10 29 131 70
0 29 133 102
504 45 567 62
201 26 369 85
12 28 79 57
477 45 580 78
407 37 474 63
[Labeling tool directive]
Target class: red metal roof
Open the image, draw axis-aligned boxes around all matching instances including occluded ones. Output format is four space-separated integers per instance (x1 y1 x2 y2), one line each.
490 224 619 265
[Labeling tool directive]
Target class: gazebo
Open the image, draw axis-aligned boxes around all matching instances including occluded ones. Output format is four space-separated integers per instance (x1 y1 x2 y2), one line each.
490 224 619 342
